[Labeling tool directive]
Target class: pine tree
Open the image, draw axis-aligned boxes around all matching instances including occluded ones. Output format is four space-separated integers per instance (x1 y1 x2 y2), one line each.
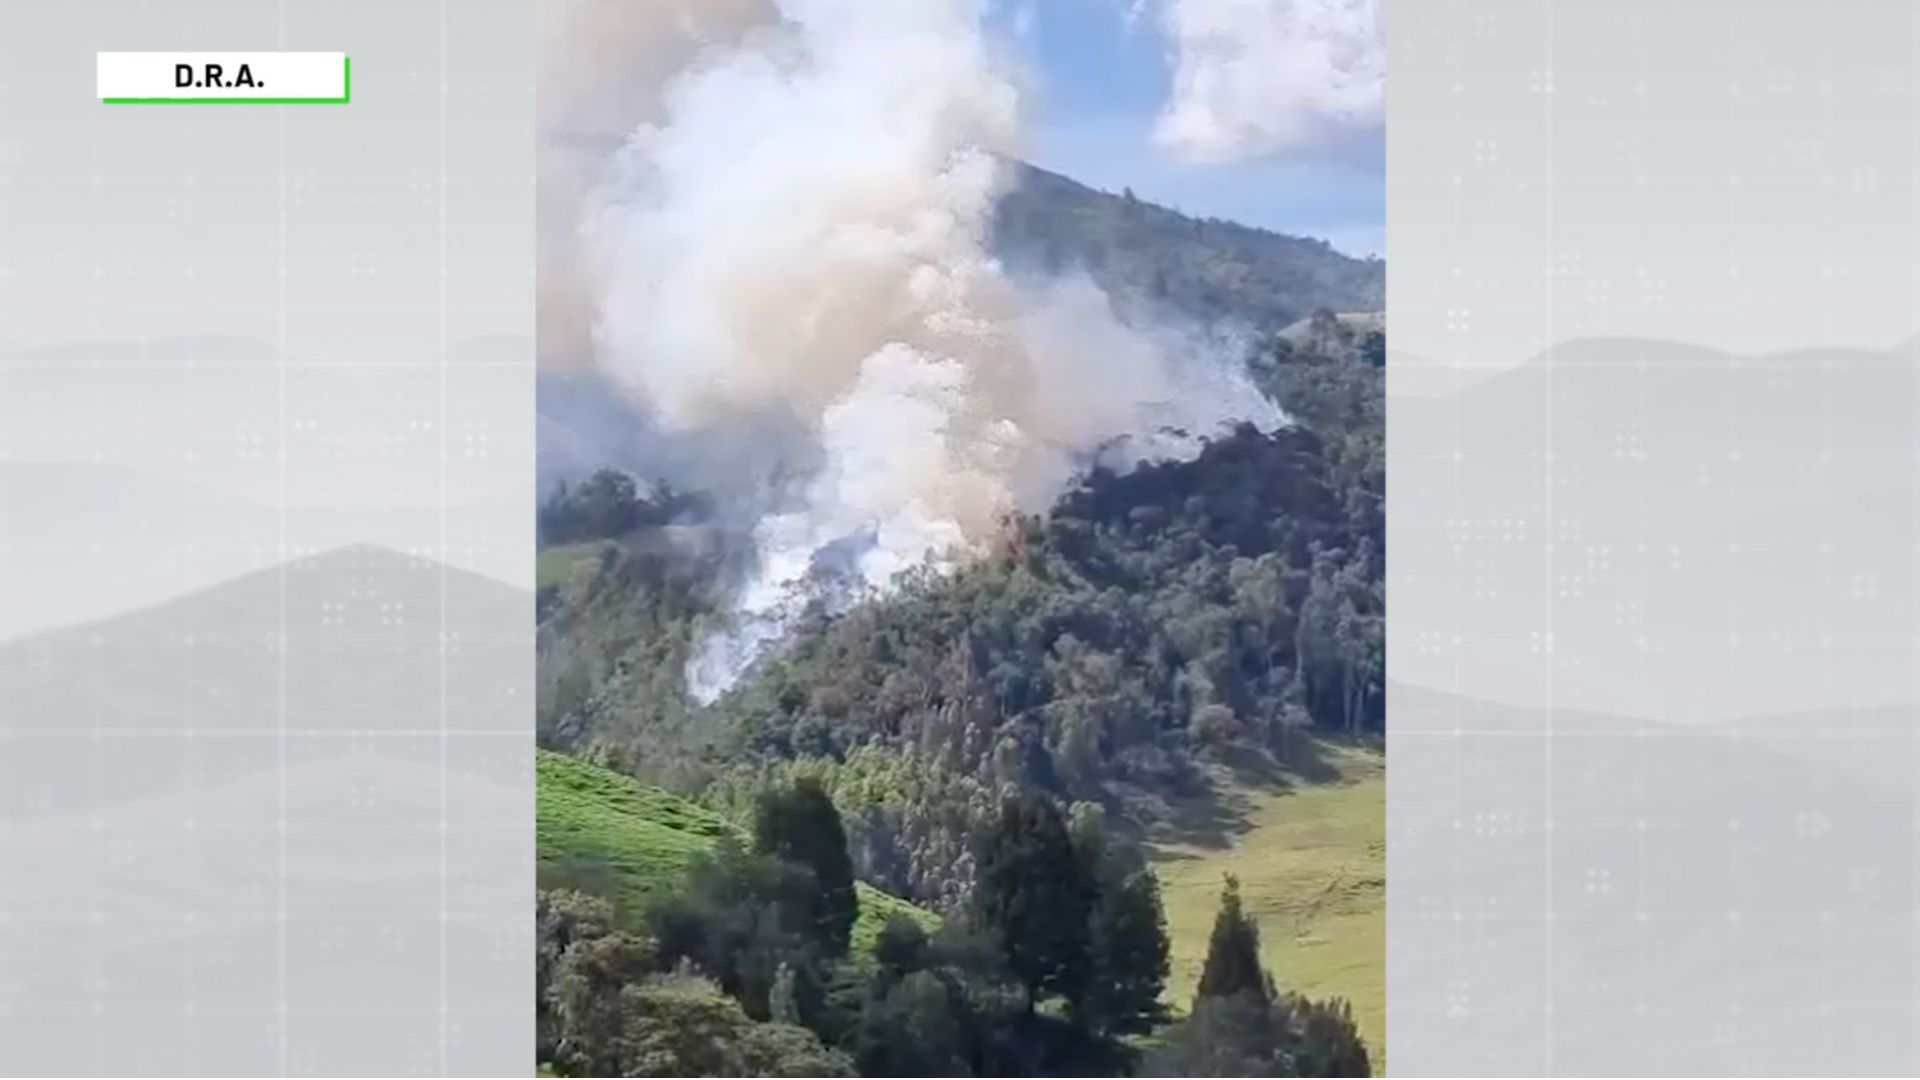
971 793 1096 1007
1155 883 1375 1076
752 778 858 956
1195 874 1271 1007
1278 991 1372 1077
1072 806 1170 1035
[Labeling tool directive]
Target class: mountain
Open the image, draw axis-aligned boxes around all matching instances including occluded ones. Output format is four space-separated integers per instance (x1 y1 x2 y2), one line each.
537 418 1384 909
537 161 1389 497
0 546 534 1074
0 459 538 644
1388 683 1909 1075
0 544 530 814
534 416 1386 1074
535 162 1393 880
1389 336 1913 722
534 163 1386 1075
991 162 1385 333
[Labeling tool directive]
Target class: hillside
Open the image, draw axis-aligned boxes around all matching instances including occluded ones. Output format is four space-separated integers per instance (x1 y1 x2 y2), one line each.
1 544 530 813
1152 742 1384 1057
536 749 937 953
533 157 1386 1074
0 545 533 1074
537 161 1388 498
1389 336 1912 723
992 162 1385 333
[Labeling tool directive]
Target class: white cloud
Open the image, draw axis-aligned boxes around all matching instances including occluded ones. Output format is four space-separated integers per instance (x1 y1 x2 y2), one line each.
1149 0 1383 162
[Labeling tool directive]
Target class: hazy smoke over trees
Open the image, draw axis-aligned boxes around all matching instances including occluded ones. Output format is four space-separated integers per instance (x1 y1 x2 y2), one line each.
540 0 1281 698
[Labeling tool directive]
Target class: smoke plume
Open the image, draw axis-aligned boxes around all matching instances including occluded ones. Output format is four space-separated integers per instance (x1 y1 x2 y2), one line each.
543 0 1281 699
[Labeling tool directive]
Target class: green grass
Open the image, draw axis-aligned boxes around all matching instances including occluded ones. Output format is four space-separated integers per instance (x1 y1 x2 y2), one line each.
1150 742 1384 1060
537 743 1377 1049
536 749 937 951
848 881 940 954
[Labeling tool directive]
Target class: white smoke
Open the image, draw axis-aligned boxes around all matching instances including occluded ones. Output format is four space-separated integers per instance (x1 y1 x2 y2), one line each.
550 0 1282 700
537 0 776 368
1147 0 1384 162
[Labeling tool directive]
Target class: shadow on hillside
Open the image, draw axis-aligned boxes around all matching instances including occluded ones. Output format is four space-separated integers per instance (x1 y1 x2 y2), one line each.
1144 781 1254 852
1146 736 1364 851
1259 735 1352 785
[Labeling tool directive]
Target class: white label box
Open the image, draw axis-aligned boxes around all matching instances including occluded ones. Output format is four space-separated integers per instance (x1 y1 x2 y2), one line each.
97 51 349 103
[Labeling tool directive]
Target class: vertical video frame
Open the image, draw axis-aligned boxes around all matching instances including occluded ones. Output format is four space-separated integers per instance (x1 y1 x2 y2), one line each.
533 2 1383 1075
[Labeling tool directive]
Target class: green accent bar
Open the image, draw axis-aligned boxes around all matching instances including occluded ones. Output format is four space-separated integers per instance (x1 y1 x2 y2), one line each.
103 55 350 105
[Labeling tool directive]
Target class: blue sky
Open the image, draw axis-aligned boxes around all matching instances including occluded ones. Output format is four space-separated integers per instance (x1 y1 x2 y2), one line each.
986 0 1384 257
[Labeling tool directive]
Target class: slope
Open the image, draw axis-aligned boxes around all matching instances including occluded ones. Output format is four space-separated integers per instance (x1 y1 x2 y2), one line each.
992 162 1385 332
536 749 937 954
1150 741 1385 1057
538 161 1387 494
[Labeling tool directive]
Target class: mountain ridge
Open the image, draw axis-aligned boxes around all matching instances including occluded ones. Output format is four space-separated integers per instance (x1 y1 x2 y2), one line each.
993 161 1385 333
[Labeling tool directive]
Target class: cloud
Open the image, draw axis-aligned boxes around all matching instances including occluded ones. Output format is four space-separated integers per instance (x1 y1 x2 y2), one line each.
1148 0 1383 162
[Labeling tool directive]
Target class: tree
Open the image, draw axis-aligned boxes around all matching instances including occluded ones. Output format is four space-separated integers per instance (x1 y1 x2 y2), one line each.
732 1016 859 1078
1072 807 1170 1036
971 793 1096 1008
851 970 969 1077
646 840 827 1023
1194 702 1240 748
752 778 858 956
1086 860 1169 1034
618 970 855 1078
1153 877 1373 1076
1297 554 1382 736
1144 990 1278 1077
1359 330 1386 368
537 888 623 1061
873 915 932 980
538 468 643 544
1277 992 1372 1077
1196 874 1270 1008
541 895 660 1068
768 961 802 1025
1146 989 1372 1077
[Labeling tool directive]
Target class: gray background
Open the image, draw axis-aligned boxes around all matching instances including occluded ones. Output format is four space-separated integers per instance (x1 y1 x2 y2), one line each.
0 2 532 1075
1390 0 1919 1074
10 1 1919 1075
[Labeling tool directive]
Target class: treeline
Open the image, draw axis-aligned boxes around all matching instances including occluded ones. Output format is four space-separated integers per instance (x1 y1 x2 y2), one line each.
696 424 1380 905
537 328 1385 908
717 414 1384 768
537 779 1368 1076
538 469 708 547
535 319 1386 1075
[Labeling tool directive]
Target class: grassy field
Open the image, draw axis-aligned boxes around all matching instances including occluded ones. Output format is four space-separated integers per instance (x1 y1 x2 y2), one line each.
1150 741 1384 1059
538 741 1379 1047
535 749 937 953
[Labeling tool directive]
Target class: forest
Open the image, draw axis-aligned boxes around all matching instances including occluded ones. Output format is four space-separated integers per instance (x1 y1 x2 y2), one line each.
992 163 1385 334
534 302 1384 1075
539 768 1369 1076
